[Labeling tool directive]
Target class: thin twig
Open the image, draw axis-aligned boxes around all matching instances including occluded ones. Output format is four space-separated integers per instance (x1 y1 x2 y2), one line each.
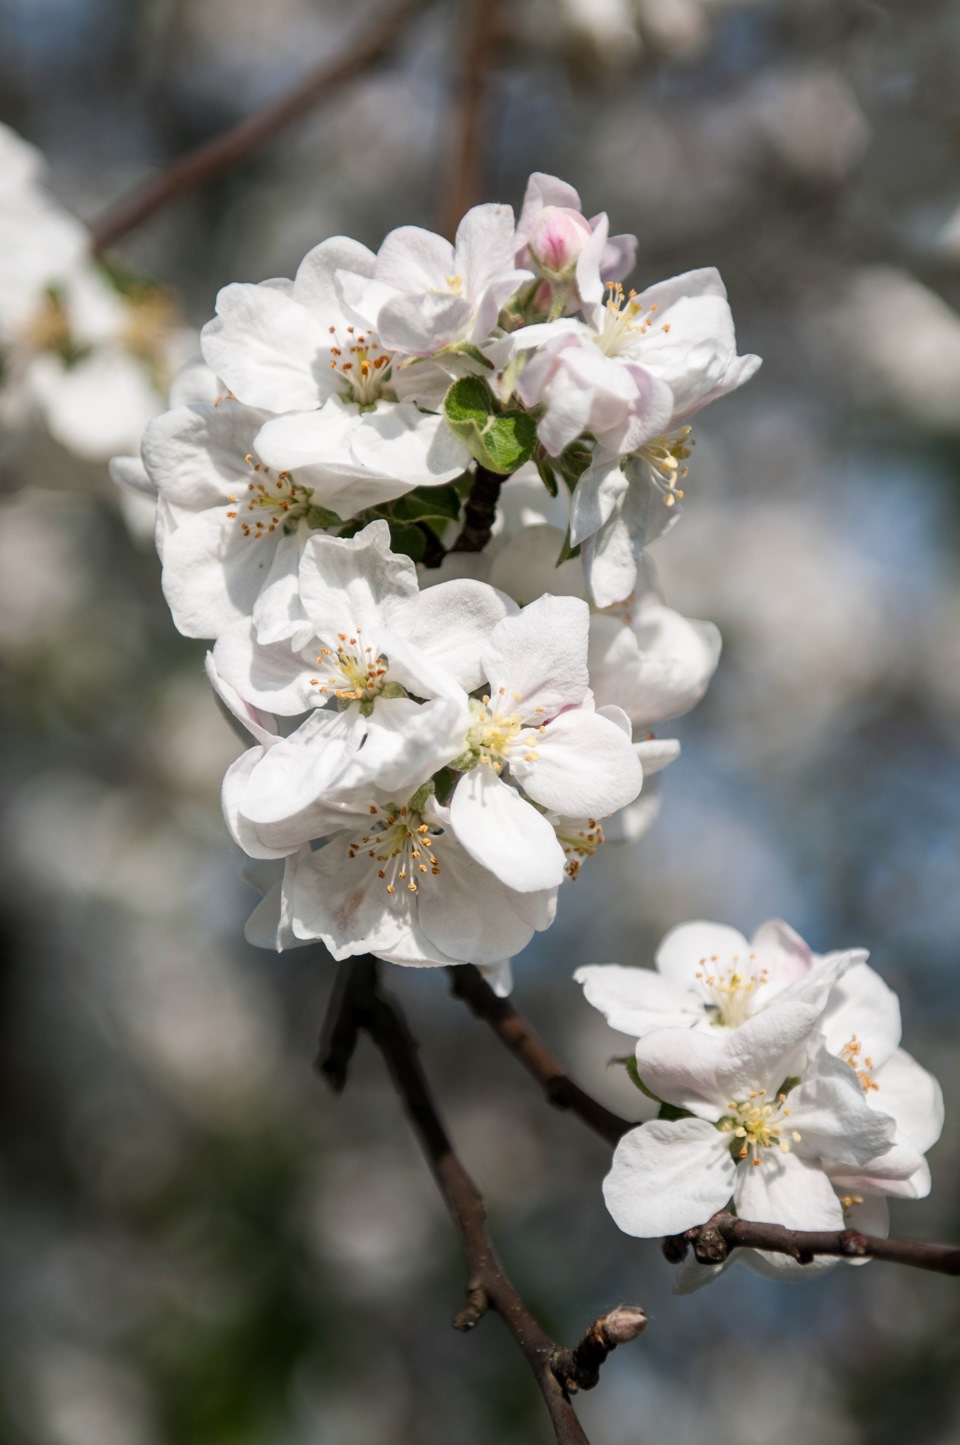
669 1211 960 1277
447 964 631 1143
317 956 646 1443
439 0 506 237
89 0 429 253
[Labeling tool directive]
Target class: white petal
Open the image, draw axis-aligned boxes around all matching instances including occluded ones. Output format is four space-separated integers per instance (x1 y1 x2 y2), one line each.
870 1048 944 1157
512 707 643 815
655 921 751 989
735 1149 845 1232
575 963 701 1038
201 283 329 412
448 766 566 891
790 1048 896 1167
481 594 590 718
298 520 418 640
821 959 902 1067
417 830 551 965
407 579 519 690
603 1119 736 1237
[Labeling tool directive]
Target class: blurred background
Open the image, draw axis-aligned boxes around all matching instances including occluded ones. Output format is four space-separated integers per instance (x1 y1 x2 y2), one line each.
2 0 960 1440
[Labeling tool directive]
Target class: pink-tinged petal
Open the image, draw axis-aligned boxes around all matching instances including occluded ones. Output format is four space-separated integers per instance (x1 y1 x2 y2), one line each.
407 580 519 691
375 224 456 293
655 921 752 989
575 963 701 1038
515 173 583 253
821 959 902 1067
298 521 419 640
870 1048 944 1157
292 236 375 314
537 368 596 455
575 212 610 309
600 231 638 285
826 1142 927 1199
481 594 590 717
513 707 643 815
748 918 814 983
603 1119 736 1237
790 1048 896 1167
201 283 330 412
448 765 566 891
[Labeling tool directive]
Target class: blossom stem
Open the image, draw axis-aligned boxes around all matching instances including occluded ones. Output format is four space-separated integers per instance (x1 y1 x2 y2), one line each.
446 964 631 1143
318 956 644 1443
670 1212 960 1277
89 0 431 253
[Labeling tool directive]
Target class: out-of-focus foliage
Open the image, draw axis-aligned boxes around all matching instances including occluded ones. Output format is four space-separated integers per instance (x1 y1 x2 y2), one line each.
2 0 960 1441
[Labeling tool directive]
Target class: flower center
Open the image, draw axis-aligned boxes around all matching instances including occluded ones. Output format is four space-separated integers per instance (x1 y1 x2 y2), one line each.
556 818 604 880
839 1034 880 1093
636 426 694 509
226 455 313 540
307 627 389 703
720 1090 800 1166
694 953 769 1029
326 323 393 405
459 692 545 773
346 802 442 895
595 281 674 357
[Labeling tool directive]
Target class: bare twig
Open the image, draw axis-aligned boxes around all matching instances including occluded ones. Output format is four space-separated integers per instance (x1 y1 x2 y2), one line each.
318 956 646 1443
439 0 506 237
551 1306 648 1394
669 1212 960 1278
315 953 377 1092
449 465 505 554
89 0 429 253
447 964 630 1143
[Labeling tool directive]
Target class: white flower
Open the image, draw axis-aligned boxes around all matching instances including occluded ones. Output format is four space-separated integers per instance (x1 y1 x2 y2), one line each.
264 789 557 968
371 203 532 356
215 521 517 839
577 917 857 1039
604 1002 896 1241
447 594 644 891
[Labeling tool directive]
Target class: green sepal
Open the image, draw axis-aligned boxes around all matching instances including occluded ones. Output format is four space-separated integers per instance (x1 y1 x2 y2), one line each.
536 456 559 498
408 779 437 814
658 1102 695 1122
555 527 581 565
385 520 427 562
306 502 344 530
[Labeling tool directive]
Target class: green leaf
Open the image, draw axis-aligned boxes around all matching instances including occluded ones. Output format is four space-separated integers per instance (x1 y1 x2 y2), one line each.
386 520 426 562
443 377 537 476
391 485 462 526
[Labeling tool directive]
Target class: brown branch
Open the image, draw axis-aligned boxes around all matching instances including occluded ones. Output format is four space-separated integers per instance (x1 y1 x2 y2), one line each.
447 964 631 1143
89 0 430 253
449 465 505 554
439 0 506 237
668 1211 960 1278
317 956 646 1444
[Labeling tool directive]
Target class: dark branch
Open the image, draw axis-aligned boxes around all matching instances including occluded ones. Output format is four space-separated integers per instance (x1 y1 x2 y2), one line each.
447 964 631 1144
439 0 506 236
318 957 646 1444
89 0 429 253
449 465 504 554
667 1211 960 1278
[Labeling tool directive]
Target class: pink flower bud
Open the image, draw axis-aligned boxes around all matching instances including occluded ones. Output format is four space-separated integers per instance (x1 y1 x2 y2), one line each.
529 206 593 277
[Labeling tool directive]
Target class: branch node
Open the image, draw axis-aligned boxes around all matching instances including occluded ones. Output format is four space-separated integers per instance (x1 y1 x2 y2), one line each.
453 1286 490 1332
689 1220 730 1265
551 1306 648 1395
840 1230 869 1259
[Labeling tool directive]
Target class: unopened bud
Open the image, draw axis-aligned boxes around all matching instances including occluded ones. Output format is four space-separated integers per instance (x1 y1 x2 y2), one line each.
529 206 593 277
599 1305 648 1346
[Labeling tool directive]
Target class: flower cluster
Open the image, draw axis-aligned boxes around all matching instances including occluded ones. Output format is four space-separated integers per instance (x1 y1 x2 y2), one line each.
0 123 194 466
578 919 944 1286
130 171 754 977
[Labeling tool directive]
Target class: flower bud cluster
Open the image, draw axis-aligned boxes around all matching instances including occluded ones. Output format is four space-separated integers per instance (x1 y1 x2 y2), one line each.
579 919 944 1285
126 171 755 976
